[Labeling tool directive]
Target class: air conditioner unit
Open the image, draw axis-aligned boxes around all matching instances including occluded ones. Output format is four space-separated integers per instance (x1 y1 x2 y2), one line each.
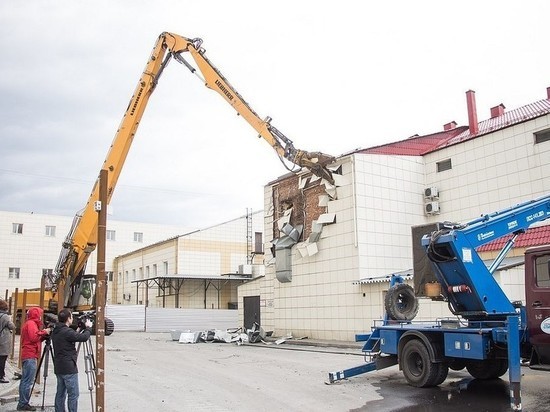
425 201 440 215
424 187 439 199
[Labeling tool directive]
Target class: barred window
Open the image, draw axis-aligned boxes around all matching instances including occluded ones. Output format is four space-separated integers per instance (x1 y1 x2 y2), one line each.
436 159 452 172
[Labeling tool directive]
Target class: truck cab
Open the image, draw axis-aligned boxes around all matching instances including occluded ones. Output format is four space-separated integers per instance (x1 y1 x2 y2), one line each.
525 244 550 369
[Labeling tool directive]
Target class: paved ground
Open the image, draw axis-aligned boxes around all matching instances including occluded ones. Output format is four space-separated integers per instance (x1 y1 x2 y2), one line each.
1 332 549 411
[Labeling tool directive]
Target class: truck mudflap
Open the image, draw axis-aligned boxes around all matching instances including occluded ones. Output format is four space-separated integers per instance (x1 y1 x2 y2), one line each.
528 345 550 371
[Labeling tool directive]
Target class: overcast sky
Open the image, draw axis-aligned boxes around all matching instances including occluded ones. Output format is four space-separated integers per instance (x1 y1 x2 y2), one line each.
1 1 549 228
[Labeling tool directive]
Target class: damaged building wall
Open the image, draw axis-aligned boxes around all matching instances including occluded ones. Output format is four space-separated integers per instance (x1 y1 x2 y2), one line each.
271 174 328 241
252 155 449 341
241 97 550 342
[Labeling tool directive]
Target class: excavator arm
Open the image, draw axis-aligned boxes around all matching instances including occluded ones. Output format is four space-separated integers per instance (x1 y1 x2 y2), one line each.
166 34 335 181
51 32 334 308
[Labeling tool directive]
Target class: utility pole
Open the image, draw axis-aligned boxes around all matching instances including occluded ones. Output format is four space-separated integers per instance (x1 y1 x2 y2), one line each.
95 169 107 412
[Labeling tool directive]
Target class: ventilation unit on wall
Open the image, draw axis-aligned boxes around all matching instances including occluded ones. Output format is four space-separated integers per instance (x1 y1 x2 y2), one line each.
425 201 440 215
424 186 439 199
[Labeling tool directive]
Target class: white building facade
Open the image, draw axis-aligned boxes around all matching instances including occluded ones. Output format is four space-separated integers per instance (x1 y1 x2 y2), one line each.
0 211 190 302
113 210 264 309
239 89 550 341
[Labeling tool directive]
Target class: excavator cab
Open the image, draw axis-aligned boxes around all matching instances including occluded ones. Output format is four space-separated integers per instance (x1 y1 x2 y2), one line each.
68 274 97 311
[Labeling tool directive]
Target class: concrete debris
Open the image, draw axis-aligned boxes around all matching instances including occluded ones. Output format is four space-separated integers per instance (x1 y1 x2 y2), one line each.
274 334 309 345
170 324 273 345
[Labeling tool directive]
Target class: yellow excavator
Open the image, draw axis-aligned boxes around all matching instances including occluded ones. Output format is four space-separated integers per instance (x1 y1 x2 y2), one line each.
45 32 335 334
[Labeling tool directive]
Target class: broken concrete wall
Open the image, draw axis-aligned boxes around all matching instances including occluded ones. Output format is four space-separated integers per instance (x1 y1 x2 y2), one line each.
271 174 328 242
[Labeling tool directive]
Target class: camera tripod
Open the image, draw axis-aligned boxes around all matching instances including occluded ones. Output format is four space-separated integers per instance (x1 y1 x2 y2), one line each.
32 337 54 410
77 334 97 411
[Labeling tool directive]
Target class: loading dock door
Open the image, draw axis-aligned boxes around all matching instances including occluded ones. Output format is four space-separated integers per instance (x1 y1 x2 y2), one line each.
243 295 260 330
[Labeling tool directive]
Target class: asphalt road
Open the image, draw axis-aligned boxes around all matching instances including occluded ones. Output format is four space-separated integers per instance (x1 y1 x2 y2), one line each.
1 332 549 411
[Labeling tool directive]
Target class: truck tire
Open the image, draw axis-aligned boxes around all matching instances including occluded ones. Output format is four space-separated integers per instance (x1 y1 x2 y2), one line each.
90 317 115 336
401 339 445 387
466 359 508 379
385 283 419 321
448 359 466 371
105 317 115 336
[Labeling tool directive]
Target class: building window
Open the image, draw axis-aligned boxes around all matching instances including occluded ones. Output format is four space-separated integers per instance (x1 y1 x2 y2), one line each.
107 230 116 241
163 261 168 275
436 159 452 172
535 129 550 144
9 267 20 279
153 264 157 276
134 232 143 242
106 271 113 282
118 272 122 284
124 271 129 283
146 266 150 278
132 269 136 281
45 225 56 237
139 267 143 279
254 232 264 254
12 223 23 234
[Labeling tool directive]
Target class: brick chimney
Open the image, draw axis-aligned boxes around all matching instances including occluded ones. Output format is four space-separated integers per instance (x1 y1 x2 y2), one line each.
490 104 505 118
466 90 479 135
443 121 457 131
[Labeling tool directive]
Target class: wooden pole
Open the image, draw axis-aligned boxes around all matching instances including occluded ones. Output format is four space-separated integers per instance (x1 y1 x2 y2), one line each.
95 169 107 412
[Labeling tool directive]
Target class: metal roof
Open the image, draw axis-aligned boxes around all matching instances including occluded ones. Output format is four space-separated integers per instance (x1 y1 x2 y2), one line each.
356 127 467 156
349 98 550 157
353 270 413 285
131 273 251 283
443 99 550 148
477 225 550 252
353 256 526 286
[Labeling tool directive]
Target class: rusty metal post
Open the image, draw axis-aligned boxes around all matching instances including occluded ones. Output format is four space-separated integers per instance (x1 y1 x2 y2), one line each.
95 169 107 412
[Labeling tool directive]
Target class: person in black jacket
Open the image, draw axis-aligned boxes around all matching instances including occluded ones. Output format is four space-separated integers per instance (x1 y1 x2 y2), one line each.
50 309 92 412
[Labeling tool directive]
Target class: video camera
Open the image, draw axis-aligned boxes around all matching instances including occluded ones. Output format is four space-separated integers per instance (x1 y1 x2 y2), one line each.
76 314 93 330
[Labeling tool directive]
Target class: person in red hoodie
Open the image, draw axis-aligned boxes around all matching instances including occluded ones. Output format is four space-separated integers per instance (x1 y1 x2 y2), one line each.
17 307 51 411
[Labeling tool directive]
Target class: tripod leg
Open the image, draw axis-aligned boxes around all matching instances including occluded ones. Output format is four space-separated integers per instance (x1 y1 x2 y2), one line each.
82 338 96 411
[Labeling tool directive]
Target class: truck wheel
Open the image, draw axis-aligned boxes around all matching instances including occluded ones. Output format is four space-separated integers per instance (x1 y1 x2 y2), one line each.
432 362 449 385
105 317 115 336
385 283 419 321
90 317 115 336
401 339 443 387
448 359 466 371
466 359 508 379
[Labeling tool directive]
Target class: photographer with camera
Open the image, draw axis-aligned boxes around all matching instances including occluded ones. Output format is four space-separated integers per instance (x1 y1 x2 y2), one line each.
51 309 92 412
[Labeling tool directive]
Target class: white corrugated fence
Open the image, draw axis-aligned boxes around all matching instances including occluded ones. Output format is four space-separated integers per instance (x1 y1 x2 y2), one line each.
105 305 239 333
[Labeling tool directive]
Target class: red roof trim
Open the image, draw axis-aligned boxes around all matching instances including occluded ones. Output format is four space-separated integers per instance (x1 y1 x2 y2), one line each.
477 225 550 252
348 98 550 157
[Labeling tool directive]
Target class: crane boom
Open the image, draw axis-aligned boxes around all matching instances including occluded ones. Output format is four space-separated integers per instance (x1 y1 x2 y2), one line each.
51 32 334 310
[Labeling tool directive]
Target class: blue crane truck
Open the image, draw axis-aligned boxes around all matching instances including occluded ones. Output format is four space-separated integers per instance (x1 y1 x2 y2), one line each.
328 194 550 411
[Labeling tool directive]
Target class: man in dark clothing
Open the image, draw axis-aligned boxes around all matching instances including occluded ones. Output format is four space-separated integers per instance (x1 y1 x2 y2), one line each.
51 309 92 412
